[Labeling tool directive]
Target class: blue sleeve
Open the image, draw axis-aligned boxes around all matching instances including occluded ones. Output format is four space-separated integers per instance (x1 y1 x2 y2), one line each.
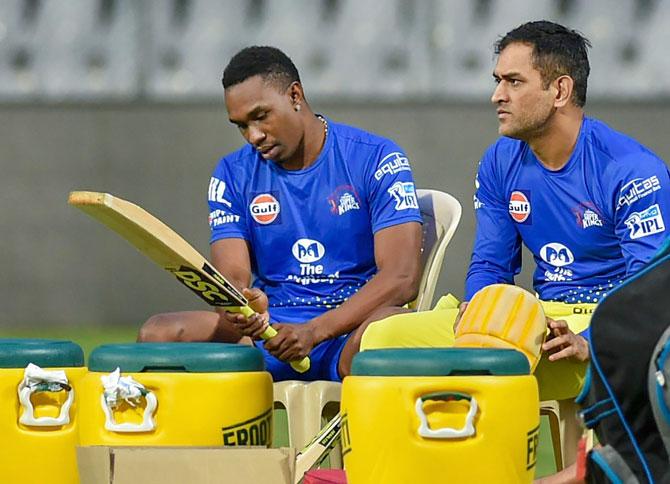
579 326 590 341
208 157 249 243
465 148 522 300
610 151 670 275
366 142 423 233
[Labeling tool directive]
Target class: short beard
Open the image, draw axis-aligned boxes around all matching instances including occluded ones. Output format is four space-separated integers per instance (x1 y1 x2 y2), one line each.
505 105 557 142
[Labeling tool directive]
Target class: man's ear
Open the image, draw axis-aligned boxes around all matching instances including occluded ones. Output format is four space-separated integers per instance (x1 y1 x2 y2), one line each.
288 81 304 107
553 75 574 108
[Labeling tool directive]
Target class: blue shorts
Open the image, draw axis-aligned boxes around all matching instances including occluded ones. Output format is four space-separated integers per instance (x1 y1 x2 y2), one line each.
255 333 351 382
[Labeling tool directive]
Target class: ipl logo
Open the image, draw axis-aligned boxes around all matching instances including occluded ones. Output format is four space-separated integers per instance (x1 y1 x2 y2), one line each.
387 181 418 211
624 204 665 239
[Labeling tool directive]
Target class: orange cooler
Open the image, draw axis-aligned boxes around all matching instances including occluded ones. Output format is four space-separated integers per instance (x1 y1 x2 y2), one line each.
0 339 85 484
341 348 540 484
78 343 272 447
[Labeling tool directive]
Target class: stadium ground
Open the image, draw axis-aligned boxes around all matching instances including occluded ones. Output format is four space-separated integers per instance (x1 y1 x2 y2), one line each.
4 324 557 477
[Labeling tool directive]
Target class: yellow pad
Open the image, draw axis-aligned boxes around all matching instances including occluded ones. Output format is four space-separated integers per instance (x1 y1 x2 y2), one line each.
455 284 547 372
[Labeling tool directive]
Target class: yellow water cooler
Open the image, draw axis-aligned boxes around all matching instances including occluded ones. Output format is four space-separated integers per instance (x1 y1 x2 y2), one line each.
0 338 85 484
341 348 540 483
78 343 272 447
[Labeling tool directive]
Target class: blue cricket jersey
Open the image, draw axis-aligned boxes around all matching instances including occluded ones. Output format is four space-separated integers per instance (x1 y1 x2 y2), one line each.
466 116 670 303
208 117 422 323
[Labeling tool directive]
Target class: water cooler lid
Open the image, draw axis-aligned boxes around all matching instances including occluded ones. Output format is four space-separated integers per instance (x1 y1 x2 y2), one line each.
88 342 265 372
0 339 84 368
351 348 530 376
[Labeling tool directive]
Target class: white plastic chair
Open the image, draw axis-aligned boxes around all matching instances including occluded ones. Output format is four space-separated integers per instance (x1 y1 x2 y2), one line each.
273 189 463 465
411 188 463 311
540 398 584 471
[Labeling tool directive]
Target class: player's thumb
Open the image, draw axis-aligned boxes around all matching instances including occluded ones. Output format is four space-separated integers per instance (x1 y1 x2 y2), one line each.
244 287 269 315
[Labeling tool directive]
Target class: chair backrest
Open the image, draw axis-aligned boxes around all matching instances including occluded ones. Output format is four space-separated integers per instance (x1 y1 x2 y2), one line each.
410 189 462 311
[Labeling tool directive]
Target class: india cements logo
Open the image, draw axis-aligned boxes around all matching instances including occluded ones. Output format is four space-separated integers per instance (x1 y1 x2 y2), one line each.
292 238 325 263
540 242 574 267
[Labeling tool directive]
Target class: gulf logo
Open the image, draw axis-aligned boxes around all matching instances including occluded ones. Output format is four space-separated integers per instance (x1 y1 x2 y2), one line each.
509 191 531 223
249 193 280 225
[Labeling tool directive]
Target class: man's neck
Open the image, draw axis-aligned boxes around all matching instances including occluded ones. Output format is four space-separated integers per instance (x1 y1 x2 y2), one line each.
527 109 584 171
282 113 327 171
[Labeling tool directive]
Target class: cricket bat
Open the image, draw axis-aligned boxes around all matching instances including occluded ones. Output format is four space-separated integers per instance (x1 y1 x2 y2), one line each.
294 412 343 483
68 190 310 373
294 284 547 478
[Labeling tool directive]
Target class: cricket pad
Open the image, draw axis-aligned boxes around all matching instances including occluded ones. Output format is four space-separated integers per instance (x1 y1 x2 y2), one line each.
455 284 546 372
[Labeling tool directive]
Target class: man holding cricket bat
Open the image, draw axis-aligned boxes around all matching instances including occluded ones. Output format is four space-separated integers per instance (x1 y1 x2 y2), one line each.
139 46 423 381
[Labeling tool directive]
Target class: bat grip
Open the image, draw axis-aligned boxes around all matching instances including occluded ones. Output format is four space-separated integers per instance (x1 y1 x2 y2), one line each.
232 306 311 373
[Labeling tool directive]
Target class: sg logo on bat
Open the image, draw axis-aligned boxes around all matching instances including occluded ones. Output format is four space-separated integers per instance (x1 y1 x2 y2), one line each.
169 266 231 305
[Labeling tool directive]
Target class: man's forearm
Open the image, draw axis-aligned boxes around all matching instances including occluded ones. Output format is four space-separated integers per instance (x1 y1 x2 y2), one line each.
306 269 418 344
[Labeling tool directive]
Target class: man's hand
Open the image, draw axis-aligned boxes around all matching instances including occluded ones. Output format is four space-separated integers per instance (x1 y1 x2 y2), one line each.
222 288 271 340
543 318 590 362
263 323 317 362
453 301 469 331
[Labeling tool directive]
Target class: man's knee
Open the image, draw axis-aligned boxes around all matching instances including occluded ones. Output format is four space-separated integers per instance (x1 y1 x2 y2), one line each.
137 313 187 342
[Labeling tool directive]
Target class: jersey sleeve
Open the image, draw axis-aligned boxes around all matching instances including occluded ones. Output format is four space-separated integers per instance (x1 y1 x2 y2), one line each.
465 147 522 300
610 151 670 275
365 142 423 233
208 157 249 243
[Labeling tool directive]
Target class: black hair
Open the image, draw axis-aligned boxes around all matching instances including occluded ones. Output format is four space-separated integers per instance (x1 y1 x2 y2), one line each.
495 20 591 107
222 46 301 90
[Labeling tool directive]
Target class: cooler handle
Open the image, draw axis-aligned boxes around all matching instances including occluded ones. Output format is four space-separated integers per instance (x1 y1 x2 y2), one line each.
101 391 158 433
415 391 478 439
18 381 74 427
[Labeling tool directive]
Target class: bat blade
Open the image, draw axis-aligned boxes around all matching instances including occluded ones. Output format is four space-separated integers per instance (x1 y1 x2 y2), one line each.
294 412 343 483
68 190 246 308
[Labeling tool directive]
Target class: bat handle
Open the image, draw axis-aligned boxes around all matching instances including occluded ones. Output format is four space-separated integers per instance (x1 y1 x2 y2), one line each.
260 325 311 373
235 305 312 373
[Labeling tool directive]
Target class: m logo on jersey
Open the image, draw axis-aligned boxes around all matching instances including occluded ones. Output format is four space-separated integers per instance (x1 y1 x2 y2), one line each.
292 238 325 263
540 243 574 267
624 204 665 239
509 190 531 224
249 193 280 225
388 181 418 211
617 176 661 209
374 152 411 180
208 177 232 207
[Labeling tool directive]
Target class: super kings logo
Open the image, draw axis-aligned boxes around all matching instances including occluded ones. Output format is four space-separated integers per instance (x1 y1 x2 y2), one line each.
249 193 280 225
509 190 531 224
